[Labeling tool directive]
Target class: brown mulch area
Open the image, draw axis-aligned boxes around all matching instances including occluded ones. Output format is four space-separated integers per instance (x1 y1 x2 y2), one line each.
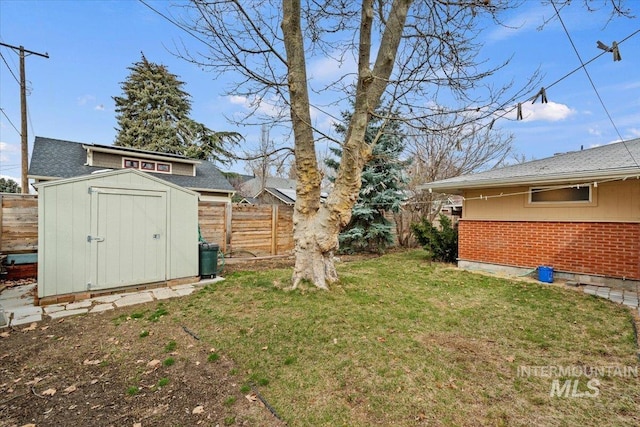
0 253 382 427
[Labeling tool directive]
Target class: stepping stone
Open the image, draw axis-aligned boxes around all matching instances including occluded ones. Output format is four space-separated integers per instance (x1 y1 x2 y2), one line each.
92 295 123 303
596 287 611 298
609 295 624 303
151 288 178 300
48 308 89 319
11 305 43 320
113 292 153 308
43 304 67 314
174 287 195 297
584 286 598 295
66 300 93 310
10 314 42 326
622 300 639 308
609 289 623 298
90 304 115 313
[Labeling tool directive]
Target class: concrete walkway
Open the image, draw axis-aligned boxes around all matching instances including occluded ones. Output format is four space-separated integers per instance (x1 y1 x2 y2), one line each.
0 278 223 328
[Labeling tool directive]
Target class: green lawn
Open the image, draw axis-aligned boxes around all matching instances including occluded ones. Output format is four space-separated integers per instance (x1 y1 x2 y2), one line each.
167 250 640 426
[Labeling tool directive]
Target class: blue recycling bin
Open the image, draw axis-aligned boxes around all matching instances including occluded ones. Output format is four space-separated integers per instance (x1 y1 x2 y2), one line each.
538 266 554 283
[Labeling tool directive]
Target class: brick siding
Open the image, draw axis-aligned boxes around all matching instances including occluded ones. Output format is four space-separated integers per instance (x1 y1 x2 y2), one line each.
458 220 640 280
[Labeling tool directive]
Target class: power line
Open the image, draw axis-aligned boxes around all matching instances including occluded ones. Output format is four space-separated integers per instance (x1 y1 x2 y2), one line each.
138 0 218 52
0 107 20 135
0 50 20 84
550 0 639 169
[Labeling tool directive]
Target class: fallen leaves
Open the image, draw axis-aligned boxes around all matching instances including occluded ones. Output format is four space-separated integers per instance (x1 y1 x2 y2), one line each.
245 393 258 402
22 323 37 332
26 377 43 386
42 387 57 396
63 384 77 394
146 359 161 368
0 331 10 338
192 405 204 414
83 359 102 366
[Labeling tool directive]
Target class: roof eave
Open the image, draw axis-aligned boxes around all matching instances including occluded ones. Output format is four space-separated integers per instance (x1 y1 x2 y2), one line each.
420 168 640 193
83 145 201 165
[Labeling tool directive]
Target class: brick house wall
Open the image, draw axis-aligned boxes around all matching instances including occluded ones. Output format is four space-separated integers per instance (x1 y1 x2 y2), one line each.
458 220 640 280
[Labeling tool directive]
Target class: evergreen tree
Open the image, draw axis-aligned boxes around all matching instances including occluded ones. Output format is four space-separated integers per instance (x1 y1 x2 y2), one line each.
328 109 410 254
113 54 240 164
0 177 20 193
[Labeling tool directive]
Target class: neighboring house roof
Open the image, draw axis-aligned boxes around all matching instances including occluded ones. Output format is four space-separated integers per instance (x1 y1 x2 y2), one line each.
238 196 259 204
421 138 640 193
28 137 235 193
241 176 297 198
257 187 296 205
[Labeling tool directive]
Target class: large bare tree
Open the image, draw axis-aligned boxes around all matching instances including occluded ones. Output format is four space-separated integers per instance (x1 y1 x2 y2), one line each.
177 0 629 289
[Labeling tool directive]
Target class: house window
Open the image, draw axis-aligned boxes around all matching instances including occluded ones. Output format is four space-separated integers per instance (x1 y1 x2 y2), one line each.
529 186 591 203
141 161 155 171
122 157 172 174
123 159 139 169
156 163 171 173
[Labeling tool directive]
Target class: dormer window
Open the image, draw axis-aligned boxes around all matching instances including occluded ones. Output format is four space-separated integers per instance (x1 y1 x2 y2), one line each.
156 163 171 173
141 161 155 171
122 157 172 174
124 159 139 168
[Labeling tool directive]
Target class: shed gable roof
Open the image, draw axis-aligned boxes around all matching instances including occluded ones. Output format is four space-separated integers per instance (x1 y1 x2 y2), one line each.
35 167 199 197
421 138 640 192
28 136 234 193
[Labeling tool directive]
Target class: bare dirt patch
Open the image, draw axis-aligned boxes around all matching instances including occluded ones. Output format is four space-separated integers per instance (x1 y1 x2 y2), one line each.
0 254 381 427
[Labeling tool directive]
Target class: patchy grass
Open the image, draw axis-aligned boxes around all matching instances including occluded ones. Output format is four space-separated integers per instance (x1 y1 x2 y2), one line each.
164 340 177 352
172 250 639 426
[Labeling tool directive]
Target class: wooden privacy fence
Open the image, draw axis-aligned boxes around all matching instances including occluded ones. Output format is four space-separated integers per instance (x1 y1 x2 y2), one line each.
0 196 294 258
0 194 38 253
198 202 294 256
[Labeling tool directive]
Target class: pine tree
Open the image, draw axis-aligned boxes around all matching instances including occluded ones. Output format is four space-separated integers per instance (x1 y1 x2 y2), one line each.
328 109 410 254
113 54 239 164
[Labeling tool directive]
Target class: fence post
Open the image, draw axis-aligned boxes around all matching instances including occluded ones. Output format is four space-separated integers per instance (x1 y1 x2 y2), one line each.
0 194 3 252
226 202 232 254
271 204 278 255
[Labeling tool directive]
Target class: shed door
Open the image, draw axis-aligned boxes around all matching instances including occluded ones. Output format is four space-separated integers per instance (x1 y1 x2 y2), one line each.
90 188 167 290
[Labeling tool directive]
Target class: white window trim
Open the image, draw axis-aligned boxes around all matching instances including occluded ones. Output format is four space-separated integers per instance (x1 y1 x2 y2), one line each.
121 157 172 174
527 184 596 207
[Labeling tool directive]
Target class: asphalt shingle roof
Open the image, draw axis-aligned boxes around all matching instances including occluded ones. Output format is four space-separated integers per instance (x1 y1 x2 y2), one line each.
422 138 640 192
29 136 234 192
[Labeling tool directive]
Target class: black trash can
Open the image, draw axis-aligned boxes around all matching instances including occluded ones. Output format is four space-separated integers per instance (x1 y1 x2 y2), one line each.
199 243 219 278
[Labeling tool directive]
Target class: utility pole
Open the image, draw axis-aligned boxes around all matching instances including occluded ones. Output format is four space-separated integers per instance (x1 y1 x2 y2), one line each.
0 42 49 194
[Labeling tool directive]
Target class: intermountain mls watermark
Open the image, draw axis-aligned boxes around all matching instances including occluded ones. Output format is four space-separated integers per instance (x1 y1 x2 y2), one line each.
517 365 638 398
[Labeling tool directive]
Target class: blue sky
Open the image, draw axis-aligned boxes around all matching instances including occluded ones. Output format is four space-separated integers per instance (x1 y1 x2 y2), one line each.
1 0 639 185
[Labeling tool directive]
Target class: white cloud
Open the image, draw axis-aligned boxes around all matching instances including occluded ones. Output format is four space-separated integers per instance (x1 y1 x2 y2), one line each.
628 128 640 137
308 54 357 83
77 95 96 106
503 101 574 122
227 94 282 118
95 104 105 111
484 6 548 44
228 95 247 105
0 141 20 164
0 174 20 183
587 127 602 136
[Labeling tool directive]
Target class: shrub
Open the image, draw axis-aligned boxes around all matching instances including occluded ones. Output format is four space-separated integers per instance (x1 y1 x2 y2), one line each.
411 214 458 263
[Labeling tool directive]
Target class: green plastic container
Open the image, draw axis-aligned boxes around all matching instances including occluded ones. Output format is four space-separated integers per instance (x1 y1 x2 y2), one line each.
199 243 219 278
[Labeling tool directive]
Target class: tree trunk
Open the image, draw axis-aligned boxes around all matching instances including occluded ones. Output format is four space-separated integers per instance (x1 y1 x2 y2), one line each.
284 0 411 289
291 205 339 289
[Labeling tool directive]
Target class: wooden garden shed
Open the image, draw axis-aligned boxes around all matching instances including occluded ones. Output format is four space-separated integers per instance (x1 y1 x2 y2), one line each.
37 169 199 302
